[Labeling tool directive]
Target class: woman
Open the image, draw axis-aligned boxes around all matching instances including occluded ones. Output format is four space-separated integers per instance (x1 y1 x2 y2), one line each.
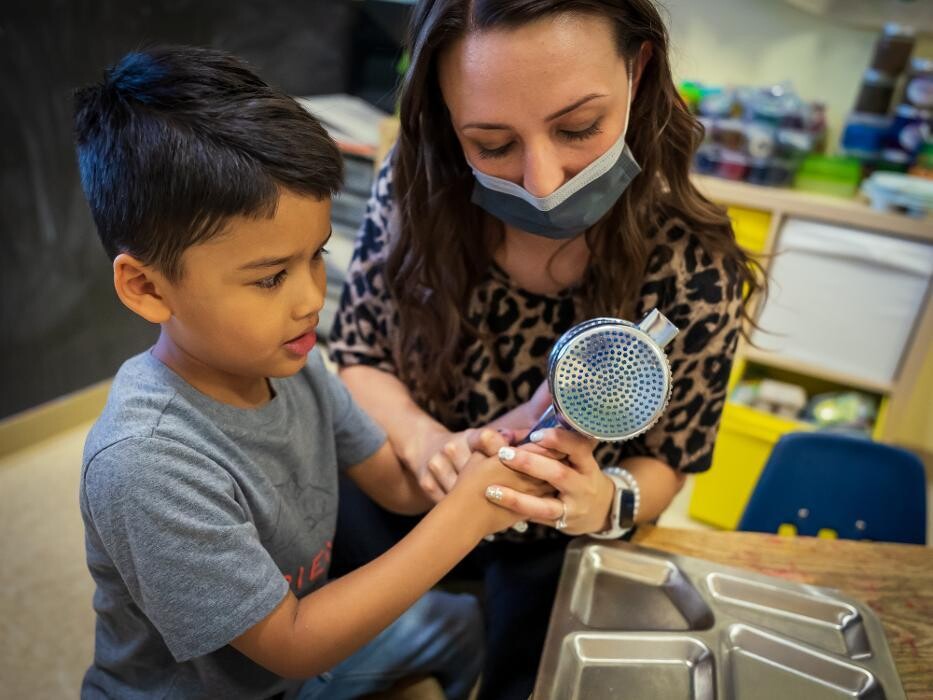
328 1 761 697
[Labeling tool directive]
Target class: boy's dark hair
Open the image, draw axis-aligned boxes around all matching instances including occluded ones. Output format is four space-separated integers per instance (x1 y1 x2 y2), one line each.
74 45 343 280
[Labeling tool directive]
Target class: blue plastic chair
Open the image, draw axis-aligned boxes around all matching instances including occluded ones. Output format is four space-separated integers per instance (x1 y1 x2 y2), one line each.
738 432 927 545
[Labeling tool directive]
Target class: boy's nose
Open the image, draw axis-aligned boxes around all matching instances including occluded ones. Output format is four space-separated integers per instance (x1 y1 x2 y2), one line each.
292 275 325 320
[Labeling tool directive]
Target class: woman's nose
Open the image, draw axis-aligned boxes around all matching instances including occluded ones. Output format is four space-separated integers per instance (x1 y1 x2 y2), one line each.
522 144 567 199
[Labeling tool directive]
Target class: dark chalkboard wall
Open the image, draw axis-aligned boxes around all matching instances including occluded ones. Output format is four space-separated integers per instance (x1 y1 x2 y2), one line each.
0 0 374 418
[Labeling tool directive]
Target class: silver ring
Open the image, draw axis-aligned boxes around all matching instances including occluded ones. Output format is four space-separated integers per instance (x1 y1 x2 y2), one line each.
554 501 568 531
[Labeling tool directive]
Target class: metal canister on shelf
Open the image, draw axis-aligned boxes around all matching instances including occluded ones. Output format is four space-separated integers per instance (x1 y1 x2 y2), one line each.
804 102 828 141
853 69 896 115
869 23 915 76
905 58 933 110
767 159 796 187
696 115 715 144
774 129 814 160
698 90 733 119
693 144 720 175
745 123 775 159
746 157 793 187
715 150 748 181
883 104 932 158
712 118 747 151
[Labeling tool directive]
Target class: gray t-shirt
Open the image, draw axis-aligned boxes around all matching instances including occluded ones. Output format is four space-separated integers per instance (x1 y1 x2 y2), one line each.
79 348 386 699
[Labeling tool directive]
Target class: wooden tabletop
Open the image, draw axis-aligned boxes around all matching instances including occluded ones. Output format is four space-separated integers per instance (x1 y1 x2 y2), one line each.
632 526 933 698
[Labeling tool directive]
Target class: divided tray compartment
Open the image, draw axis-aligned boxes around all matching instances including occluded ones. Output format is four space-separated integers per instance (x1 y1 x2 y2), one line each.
533 540 905 699
570 545 714 631
553 634 715 700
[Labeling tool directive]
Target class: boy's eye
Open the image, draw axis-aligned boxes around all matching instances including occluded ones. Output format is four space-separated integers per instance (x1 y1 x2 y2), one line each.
255 270 287 289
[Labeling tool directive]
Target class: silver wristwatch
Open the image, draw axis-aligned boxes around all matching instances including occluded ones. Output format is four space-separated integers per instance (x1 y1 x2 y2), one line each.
589 467 640 540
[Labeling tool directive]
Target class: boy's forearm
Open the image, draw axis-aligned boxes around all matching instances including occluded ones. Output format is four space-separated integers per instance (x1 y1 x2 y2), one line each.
237 491 485 678
381 465 434 514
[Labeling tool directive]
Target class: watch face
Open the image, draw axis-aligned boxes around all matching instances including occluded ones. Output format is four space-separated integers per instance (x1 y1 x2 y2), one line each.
619 487 636 529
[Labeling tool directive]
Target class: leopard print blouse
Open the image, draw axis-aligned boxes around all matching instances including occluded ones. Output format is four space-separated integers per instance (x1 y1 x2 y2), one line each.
329 161 742 481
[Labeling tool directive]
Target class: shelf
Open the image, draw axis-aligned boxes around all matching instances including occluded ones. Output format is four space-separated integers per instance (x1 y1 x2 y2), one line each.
741 347 895 394
782 0 933 33
693 175 933 244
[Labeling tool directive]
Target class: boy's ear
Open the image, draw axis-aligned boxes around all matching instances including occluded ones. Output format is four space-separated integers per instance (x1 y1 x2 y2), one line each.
113 253 173 324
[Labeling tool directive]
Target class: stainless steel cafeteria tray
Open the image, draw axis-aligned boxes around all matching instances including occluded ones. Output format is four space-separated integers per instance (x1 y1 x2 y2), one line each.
533 539 905 699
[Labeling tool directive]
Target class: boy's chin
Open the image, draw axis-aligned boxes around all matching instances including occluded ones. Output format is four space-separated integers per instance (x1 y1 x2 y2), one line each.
266 353 311 378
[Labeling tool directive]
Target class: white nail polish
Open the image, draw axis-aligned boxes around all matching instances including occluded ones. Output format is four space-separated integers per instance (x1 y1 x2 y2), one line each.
529 430 544 443
498 446 516 461
485 486 503 502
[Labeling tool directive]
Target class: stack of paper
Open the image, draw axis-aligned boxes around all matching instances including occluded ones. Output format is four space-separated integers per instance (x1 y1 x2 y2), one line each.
294 93 390 158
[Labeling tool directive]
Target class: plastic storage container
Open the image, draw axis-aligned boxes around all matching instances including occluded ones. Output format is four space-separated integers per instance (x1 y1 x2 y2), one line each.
751 218 933 386
793 155 862 197
841 112 892 159
726 206 771 254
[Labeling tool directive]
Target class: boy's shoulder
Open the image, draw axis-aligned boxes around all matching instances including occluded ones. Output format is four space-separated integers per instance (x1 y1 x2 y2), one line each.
84 351 176 458
84 350 191 465
83 348 332 468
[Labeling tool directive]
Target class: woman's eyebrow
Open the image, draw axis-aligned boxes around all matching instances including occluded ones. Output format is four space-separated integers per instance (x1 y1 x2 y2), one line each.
544 93 607 121
461 93 608 131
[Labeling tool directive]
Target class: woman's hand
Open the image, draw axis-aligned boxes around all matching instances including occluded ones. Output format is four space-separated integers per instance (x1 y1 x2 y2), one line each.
410 427 511 503
416 381 553 502
403 428 460 503
451 430 555 535
502 380 553 436
485 427 615 536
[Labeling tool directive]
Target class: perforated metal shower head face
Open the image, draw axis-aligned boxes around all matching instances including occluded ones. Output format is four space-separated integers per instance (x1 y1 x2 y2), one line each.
549 318 672 442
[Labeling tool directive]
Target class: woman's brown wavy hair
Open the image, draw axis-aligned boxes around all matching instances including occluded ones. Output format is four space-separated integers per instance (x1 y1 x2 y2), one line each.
387 0 763 408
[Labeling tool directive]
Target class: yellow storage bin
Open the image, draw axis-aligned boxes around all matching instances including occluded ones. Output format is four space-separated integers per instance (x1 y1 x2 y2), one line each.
689 402 811 530
727 206 771 255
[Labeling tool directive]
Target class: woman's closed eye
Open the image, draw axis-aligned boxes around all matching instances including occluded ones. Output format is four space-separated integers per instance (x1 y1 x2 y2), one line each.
476 118 604 159
560 118 603 142
478 142 514 159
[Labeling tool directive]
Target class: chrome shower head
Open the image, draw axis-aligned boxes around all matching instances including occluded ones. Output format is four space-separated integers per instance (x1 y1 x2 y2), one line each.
528 309 678 442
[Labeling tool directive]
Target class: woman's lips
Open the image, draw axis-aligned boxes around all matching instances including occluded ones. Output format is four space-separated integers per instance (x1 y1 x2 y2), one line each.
284 330 317 356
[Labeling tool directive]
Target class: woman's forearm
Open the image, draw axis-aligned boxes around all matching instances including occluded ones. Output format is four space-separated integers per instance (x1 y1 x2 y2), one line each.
339 365 449 469
620 456 687 524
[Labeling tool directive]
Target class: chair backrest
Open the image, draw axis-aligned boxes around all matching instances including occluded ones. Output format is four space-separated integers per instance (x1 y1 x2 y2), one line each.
737 432 927 545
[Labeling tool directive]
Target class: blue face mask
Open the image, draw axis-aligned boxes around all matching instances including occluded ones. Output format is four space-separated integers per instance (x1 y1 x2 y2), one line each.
468 80 640 239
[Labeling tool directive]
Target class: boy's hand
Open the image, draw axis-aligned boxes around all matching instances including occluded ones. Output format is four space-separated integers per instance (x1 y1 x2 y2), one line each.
450 430 554 536
421 427 516 501
418 381 553 502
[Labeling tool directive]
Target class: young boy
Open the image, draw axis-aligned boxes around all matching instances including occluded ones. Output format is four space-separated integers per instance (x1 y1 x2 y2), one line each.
74 45 541 699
